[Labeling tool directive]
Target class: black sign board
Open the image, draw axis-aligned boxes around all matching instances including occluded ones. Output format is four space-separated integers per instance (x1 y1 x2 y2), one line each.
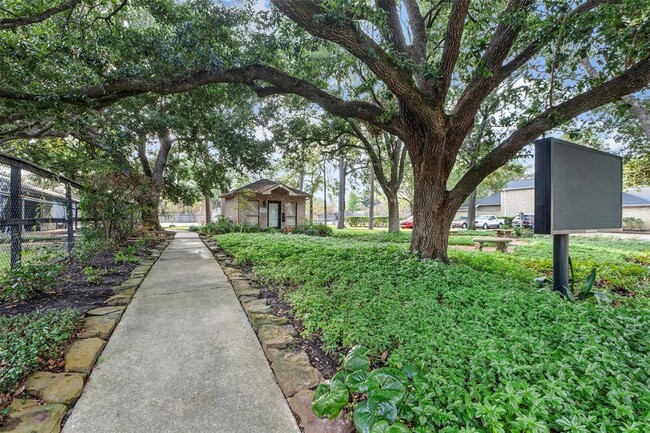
535 138 622 235
534 138 622 295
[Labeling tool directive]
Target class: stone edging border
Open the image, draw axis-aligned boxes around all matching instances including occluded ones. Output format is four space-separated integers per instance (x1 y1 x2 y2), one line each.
1 239 172 433
200 235 354 433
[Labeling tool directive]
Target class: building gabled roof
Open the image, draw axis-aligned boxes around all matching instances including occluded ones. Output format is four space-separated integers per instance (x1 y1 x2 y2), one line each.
459 192 501 210
503 178 534 190
623 187 650 206
220 179 310 199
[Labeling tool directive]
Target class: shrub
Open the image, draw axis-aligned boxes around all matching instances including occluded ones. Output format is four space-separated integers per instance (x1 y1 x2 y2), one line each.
0 251 64 301
292 224 333 237
513 226 534 237
623 217 644 230
188 225 200 232
200 217 261 235
346 216 390 227
0 309 82 395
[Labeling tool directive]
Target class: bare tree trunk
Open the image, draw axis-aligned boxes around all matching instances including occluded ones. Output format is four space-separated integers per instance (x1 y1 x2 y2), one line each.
387 189 400 233
467 190 477 230
309 196 314 224
337 156 347 229
409 144 457 262
204 194 211 224
368 165 375 230
298 170 305 191
323 162 327 225
137 130 173 231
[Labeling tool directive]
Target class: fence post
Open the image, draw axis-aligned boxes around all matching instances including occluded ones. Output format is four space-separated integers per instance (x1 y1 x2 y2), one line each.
10 165 21 268
66 182 74 254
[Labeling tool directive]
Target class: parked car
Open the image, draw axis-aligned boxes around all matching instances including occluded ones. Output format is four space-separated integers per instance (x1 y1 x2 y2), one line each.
475 215 504 229
400 216 413 229
513 214 534 228
451 216 469 229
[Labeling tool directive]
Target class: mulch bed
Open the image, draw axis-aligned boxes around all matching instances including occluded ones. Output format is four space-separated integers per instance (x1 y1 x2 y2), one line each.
227 257 340 379
0 236 165 317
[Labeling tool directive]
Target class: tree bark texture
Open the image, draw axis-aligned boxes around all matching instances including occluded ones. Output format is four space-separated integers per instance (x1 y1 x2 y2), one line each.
337 156 347 230
467 190 477 230
368 165 375 230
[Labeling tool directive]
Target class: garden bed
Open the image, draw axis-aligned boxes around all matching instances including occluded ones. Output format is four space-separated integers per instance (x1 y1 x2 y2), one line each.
0 235 167 316
214 231 650 433
0 231 172 427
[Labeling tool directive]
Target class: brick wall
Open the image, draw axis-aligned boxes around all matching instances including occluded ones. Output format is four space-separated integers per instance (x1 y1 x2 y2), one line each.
622 206 650 229
502 188 535 216
221 193 308 228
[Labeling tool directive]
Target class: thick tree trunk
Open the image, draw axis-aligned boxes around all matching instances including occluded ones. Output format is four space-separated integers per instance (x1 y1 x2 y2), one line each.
409 146 458 262
467 190 477 230
368 166 375 230
309 196 313 224
387 190 400 233
337 156 347 229
141 181 163 231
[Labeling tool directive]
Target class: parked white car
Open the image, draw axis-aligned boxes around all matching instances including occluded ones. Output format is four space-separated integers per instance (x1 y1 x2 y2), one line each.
475 215 505 229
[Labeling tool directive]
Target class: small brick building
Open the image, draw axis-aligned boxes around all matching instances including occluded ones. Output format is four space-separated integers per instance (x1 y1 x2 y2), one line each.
220 179 310 229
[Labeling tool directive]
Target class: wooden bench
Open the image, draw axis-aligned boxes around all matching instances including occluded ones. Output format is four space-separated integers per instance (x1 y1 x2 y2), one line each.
473 237 512 252
493 229 514 238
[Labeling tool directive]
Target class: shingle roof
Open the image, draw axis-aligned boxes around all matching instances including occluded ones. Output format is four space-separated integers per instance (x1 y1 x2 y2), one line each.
623 188 650 206
504 178 534 190
459 192 501 210
220 179 310 198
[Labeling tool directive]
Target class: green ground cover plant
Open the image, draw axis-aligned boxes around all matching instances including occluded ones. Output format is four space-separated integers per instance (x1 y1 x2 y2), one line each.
0 250 64 301
216 232 650 433
334 230 650 298
0 309 82 399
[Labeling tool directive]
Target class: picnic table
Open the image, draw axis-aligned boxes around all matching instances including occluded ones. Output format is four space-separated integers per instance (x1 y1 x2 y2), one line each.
473 237 512 253
493 229 514 238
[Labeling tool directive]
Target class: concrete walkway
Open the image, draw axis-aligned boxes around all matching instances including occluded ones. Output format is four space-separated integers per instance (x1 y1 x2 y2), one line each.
64 232 299 433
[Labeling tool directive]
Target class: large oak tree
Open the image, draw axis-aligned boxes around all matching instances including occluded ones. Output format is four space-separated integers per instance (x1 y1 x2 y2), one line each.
2 0 649 260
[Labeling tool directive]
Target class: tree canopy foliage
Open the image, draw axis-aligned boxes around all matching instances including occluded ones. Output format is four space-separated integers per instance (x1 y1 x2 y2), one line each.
1 0 649 258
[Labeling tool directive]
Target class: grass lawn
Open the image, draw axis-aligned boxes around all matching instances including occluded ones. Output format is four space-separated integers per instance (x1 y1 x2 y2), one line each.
215 231 650 432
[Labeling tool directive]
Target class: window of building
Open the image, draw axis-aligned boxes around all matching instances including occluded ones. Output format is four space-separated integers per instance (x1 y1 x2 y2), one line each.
284 201 297 227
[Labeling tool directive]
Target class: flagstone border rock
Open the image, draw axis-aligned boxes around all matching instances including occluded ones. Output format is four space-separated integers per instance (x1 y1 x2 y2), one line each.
1 239 170 433
199 234 354 433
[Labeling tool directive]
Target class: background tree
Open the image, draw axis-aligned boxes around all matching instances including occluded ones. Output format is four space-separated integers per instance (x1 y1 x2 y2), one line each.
2 0 649 261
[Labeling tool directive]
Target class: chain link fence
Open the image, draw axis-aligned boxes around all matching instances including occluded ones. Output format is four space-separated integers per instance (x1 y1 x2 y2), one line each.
0 152 82 272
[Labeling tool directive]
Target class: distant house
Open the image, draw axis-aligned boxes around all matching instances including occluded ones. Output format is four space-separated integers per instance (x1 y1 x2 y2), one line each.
219 179 310 229
457 192 501 217
456 179 650 229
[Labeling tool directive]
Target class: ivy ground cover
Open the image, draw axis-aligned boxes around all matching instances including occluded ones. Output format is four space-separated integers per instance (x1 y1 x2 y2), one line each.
216 232 650 433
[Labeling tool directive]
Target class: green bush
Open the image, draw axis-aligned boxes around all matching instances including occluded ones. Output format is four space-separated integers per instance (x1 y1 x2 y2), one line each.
0 251 64 301
291 224 333 237
346 216 390 227
623 217 644 230
0 309 82 395
188 225 200 232
199 217 261 235
216 233 650 432
513 226 534 237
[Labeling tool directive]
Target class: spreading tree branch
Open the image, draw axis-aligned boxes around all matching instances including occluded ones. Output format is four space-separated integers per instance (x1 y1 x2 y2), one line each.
0 0 79 29
450 57 650 206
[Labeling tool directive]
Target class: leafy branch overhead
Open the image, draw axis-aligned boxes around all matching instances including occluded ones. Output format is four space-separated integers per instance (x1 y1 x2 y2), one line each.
1 0 649 260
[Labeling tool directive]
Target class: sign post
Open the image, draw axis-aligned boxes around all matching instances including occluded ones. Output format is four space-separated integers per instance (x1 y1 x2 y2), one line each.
535 138 622 295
